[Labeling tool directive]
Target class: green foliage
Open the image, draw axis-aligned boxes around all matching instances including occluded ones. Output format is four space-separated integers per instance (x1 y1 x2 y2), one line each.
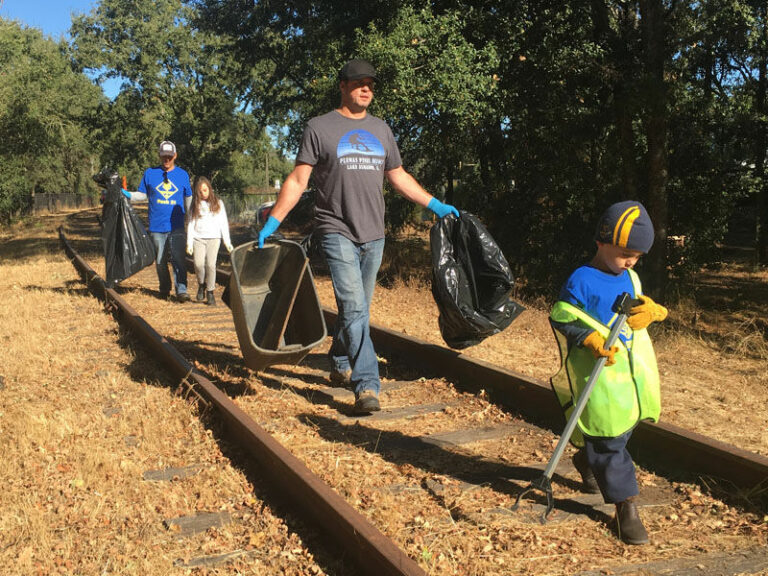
3 0 763 297
69 0 289 191
0 19 103 222
360 6 499 222
468 1 621 296
188 0 768 297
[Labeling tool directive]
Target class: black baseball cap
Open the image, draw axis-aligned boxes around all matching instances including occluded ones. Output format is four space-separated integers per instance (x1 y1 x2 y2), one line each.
339 59 377 81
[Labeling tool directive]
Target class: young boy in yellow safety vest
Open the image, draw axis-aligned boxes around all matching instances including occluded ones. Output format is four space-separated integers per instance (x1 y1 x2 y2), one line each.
549 200 668 545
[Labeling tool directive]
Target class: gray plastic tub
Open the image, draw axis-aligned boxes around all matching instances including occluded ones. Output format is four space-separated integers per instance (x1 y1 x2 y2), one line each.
229 239 327 372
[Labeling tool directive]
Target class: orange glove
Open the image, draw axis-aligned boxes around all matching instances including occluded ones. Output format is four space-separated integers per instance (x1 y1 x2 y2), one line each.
582 331 618 366
627 294 668 330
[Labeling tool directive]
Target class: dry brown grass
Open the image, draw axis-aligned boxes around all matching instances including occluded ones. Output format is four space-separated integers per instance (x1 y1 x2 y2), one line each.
721 318 768 360
0 212 328 575
1 209 767 575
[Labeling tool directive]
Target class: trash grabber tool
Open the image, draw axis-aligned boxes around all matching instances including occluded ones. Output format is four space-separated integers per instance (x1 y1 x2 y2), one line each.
511 292 640 523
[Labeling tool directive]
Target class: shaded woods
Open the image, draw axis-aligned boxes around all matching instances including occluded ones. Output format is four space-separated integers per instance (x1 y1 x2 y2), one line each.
3 0 768 298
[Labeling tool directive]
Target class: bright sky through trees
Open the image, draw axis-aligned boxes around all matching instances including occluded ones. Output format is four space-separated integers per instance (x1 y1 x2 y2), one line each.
0 0 95 39
0 0 120 98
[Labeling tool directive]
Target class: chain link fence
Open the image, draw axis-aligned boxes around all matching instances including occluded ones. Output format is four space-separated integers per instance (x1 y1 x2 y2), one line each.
30 193 97 215
22 191 275 233
220 192 277 225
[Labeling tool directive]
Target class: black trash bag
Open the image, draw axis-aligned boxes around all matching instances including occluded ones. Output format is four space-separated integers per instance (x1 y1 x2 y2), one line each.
94 168 155 288
430 212 525 349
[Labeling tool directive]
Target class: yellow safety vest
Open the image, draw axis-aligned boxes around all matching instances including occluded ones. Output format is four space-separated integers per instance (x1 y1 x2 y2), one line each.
549 269 661 445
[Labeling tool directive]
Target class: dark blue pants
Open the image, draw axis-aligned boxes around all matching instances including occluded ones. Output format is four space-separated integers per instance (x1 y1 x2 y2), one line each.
584 429 638 503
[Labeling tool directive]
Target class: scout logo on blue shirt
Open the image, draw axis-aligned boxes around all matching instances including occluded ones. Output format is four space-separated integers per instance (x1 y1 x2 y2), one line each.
155 179 179 201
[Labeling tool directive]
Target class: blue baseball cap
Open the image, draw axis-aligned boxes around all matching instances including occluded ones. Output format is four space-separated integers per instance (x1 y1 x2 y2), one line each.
595 201 654 253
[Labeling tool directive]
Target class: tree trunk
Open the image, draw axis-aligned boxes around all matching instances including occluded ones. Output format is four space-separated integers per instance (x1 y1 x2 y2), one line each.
591 0 639 199
616 91 639 200
446 162 455 206
755 6 768 264
639 0 669 298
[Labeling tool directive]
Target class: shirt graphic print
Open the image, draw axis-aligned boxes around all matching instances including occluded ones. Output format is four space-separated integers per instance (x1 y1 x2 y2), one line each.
337 130 386 172
155 178 179 204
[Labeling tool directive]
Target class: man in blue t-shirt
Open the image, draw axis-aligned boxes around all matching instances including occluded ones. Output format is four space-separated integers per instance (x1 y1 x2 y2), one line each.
125 140 193 301
258 59 459 415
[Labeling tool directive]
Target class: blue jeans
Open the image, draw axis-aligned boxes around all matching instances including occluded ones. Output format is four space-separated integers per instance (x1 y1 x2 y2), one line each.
319 233 385 395
150 230 187 296
585 429 638 503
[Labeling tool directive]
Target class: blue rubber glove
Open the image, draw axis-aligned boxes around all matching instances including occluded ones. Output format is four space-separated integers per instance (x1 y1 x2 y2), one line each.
258 216 281 248
427 197 459 219
121 189 131 199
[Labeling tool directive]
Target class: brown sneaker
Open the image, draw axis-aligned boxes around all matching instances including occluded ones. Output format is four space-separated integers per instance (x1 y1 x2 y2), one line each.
572 449 601 494
352 389 380 414
329 369 352 387
615 498 649 545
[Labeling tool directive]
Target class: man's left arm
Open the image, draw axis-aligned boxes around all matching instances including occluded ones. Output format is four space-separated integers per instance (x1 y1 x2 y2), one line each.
385 167 459 218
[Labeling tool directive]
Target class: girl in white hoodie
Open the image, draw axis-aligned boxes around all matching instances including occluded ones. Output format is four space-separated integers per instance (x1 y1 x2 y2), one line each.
186 176 233 305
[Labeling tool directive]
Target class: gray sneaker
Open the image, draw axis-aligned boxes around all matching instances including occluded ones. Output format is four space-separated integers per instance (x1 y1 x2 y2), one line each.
352 389 380 414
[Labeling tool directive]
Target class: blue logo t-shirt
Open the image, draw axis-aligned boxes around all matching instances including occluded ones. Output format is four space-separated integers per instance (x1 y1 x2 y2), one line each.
138 166 192 233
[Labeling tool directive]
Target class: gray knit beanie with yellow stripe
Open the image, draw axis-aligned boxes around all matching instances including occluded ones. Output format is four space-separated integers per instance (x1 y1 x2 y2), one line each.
595 201 654 253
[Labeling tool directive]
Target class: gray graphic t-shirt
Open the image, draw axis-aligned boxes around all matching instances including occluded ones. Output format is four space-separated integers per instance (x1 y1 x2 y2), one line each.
295 110 402 243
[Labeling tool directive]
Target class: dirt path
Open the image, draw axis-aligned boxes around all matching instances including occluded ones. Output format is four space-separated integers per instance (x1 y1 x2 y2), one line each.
0 211 335 575
0 208 766 576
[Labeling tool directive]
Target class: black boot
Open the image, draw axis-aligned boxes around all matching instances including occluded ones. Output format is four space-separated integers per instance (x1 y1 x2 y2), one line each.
615 498 649 545
572 449 600 494
196 285 206 302
206 290 216 306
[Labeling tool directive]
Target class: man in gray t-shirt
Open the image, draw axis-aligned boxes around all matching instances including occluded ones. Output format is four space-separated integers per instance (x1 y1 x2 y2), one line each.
296 111 400 243
259 58 458 415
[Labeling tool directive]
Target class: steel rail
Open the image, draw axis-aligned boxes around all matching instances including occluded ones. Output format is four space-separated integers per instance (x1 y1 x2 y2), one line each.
209 262 768 492
60 229 426 576
332 309 768 491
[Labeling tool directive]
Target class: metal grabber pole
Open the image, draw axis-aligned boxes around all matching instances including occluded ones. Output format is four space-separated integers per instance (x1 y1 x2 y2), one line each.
511 292 640 523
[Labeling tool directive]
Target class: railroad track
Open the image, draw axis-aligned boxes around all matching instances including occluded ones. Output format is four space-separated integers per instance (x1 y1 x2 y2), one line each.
59 221 768 576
